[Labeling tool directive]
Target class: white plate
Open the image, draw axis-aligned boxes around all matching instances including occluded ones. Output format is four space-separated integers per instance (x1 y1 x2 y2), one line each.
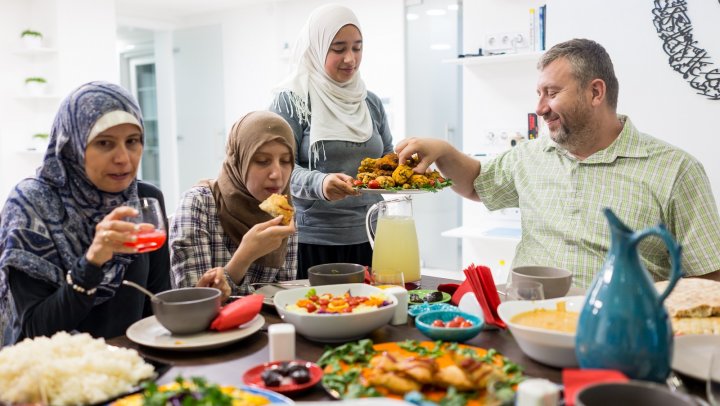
357 188 445 195
126 314 265 351
673 334 720 380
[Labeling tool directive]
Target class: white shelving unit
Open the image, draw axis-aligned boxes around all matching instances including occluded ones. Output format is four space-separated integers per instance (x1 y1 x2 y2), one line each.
441 0 546 282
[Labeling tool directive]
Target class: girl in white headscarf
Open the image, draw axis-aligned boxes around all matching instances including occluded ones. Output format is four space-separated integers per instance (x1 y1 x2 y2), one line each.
271 4 393 279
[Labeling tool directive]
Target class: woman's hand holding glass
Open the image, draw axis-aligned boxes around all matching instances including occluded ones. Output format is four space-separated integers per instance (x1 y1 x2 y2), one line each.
86 197 165 267
121 197 166 253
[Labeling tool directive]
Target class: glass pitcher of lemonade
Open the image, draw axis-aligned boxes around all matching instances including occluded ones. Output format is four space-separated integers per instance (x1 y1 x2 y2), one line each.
365 196 421 289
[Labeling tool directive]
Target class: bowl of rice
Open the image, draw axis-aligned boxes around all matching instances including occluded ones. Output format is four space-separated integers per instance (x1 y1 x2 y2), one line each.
274 283 397 343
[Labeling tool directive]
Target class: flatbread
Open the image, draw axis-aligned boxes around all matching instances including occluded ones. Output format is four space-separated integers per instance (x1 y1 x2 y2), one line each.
671 317 720 335
259 193 294 225
655 278 720 318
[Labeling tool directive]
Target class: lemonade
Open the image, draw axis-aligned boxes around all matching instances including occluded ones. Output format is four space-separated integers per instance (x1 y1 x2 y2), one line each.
371 215 420 288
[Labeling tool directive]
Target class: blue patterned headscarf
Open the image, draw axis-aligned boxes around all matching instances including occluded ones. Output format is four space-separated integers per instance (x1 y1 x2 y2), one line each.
0 81 144 343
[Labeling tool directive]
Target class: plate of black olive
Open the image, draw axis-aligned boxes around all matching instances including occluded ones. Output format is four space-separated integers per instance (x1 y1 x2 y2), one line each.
242 360 323 395
407 289 452 305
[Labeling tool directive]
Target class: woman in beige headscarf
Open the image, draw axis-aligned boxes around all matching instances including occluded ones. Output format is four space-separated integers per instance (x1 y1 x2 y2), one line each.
169 111 297 296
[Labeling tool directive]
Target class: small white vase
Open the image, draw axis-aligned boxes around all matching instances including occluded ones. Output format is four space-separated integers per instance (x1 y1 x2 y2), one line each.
22 35 43 49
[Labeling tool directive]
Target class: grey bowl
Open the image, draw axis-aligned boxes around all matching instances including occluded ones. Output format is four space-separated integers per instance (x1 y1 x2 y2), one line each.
151 287 221 335
308 263 366 286
511 266 573 299
576 381 697 406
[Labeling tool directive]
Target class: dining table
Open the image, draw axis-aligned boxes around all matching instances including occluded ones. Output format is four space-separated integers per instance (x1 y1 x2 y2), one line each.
107 275 708 403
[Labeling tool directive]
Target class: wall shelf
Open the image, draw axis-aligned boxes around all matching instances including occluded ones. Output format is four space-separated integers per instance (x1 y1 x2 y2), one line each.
443 51 543 66
13 47 58 56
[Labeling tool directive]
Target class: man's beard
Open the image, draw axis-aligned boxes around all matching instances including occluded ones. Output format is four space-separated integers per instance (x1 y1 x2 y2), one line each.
547 102 593 152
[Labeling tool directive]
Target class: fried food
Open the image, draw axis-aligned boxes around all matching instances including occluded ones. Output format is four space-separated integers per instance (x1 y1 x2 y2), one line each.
357 172 378 184
259 193 294 225
375 153 399 171
392 164 414 185
408 174 430 188
375 176 396 188
358 157 377 173
353 153 448 190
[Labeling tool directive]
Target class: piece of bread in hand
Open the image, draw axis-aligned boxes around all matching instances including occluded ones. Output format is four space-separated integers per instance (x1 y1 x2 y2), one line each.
259 193 294 225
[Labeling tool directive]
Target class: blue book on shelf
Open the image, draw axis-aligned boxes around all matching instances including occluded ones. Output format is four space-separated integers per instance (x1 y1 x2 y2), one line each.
539 5 546 50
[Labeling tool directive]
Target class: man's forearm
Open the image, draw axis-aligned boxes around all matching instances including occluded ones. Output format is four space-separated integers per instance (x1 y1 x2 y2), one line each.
435 149 482 201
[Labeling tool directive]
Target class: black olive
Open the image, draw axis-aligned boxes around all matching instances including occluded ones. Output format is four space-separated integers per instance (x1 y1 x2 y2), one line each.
290 368 311 384
409 293 422 303
275 361 292 376
424 291 444 303
286 363 308 375
261 369 283 386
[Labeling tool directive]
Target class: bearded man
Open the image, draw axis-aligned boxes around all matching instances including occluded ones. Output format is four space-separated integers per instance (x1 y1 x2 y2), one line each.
396 38 720 288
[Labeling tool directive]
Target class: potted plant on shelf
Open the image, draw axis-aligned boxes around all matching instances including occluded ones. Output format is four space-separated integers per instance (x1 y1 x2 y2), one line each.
20 29 43 49
24 77 47 96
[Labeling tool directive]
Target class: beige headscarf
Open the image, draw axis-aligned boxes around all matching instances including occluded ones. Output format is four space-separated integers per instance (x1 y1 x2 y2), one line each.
205 111 295 268
273 4 372 167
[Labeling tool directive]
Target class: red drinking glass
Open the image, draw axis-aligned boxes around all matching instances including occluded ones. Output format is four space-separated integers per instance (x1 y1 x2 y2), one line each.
123 197 167 253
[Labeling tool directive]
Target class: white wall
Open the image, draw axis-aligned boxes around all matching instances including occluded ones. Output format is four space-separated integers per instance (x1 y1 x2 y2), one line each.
0 0 119 204
548 0 720 207
187 0 406 139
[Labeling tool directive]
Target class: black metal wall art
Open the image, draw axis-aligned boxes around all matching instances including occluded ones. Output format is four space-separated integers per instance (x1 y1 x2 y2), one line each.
652 0 720 100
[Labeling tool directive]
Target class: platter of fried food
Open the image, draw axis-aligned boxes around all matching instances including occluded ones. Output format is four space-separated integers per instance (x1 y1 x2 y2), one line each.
353 153 452 193
317 339 522 405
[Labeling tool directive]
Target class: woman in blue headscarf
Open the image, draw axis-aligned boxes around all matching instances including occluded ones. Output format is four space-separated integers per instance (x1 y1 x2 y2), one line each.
0 82 182 345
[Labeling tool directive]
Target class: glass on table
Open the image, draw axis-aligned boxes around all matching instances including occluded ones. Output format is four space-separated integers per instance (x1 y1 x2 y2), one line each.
505 280 545 301
122 197 167 253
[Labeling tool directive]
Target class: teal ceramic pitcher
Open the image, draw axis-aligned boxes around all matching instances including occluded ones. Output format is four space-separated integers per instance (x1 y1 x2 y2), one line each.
575 208 682 382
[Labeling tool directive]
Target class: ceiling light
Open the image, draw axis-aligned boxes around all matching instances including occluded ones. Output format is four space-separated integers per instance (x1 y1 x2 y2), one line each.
448 4 459 11
426 9 447 16
406 13 419 21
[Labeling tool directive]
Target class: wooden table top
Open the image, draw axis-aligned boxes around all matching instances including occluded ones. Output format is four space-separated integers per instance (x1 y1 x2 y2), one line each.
107 276 706 402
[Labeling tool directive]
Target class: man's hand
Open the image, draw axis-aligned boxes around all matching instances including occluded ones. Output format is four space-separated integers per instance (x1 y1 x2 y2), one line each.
322 173 359 201
396 137 451 174
396 137 482 201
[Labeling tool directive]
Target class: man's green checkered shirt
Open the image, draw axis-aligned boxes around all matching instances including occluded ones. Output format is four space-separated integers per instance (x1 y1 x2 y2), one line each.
475 116 720 288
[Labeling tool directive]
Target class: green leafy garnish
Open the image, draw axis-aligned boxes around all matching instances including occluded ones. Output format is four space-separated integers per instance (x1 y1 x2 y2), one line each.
305 288 317 299
398 339 445 358
139 376 234 406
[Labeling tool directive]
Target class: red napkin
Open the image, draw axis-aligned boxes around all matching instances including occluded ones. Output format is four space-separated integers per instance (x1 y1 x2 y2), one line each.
562 369 629 406
463 264 506 329
209 294 264 331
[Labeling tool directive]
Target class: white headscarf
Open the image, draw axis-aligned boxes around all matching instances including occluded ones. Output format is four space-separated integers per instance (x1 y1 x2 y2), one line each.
274 4 373 166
